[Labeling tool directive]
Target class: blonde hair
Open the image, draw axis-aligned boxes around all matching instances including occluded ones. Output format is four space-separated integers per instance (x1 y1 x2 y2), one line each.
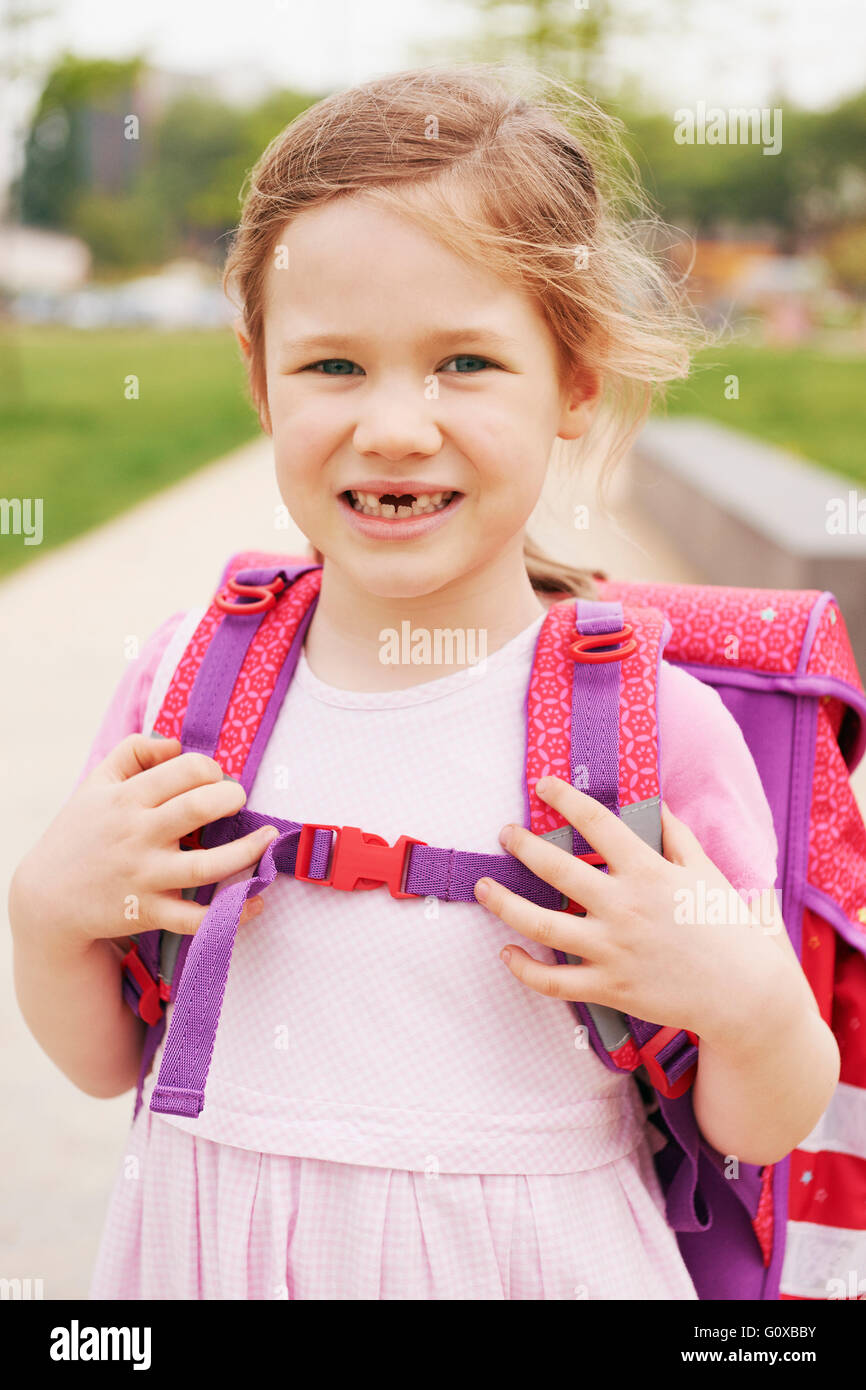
223 61 709 599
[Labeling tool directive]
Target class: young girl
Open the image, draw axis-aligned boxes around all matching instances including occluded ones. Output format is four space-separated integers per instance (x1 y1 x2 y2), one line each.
9 63 839 1301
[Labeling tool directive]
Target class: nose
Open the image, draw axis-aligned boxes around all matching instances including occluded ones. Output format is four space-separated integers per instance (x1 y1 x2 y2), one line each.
352 381 442 462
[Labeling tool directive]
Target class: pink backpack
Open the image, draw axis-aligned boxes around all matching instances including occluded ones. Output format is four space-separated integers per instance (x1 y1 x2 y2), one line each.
120 550 866 1301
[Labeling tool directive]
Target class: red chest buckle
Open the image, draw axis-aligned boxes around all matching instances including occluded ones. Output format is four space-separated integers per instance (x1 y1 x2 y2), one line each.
295 824 425 899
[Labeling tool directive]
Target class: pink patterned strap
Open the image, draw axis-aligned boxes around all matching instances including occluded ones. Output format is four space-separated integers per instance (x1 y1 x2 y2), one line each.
525 597 667 837
153 560 322 782
525 596 699 1101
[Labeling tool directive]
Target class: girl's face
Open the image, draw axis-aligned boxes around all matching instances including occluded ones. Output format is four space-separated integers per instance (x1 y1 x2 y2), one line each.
250 195 597 600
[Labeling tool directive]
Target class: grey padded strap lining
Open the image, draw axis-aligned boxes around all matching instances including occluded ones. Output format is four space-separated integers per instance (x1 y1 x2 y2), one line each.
159 930 184 986
541 796 660 857
542 795 662 1053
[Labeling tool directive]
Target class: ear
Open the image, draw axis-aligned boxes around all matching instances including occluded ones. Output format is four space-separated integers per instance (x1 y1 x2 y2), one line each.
232 316 272 436
233 315 252 360
557 361 602 441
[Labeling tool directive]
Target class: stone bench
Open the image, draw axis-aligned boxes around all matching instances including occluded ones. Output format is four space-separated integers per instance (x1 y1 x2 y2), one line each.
631 417 866 677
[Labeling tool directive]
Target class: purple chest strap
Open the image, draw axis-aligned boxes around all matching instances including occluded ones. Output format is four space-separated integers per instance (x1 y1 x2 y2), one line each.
149 815 582 1118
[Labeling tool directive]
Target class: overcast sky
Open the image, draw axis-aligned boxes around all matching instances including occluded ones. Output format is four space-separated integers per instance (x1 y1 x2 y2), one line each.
3 0 865 198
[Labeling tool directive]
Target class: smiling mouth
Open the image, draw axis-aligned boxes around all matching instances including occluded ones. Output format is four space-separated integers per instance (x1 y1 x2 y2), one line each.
342 489 460 518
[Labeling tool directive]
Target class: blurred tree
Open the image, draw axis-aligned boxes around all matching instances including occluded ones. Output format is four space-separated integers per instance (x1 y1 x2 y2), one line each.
822 89 866 166
150 94 249 252
468 0 689 100
0 0 58 218
157 88 318 243
70 188 170 270
455 0 866 248
16 53 144 229
13 39 866 271
14 57 319 269
624 98 866 242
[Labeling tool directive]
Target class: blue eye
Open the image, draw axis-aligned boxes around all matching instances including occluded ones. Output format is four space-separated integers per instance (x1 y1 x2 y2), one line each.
300 354 497 376
440 355 495 373
304 359 362 375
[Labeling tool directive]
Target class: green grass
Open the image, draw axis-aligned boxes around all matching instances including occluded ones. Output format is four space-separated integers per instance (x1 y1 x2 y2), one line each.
657 345 866 485
0 326 261 580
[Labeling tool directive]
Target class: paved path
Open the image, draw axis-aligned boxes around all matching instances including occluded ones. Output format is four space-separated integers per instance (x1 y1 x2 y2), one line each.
1 438 862 1298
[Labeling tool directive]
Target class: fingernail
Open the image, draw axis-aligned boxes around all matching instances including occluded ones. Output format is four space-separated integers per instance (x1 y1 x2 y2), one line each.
498 824 515 849
475 878 490 900
500 947 512 965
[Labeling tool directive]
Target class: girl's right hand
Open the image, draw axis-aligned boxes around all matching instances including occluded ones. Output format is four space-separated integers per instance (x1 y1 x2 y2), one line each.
15 733 280 950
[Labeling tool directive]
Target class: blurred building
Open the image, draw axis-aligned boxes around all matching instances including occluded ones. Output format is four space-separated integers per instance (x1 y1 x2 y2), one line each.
670 237 853 344
0 223 91 293
7 257 235 329
72 67 224 197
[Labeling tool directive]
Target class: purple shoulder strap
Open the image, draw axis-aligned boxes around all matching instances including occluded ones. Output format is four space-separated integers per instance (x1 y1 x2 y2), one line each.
131 561 320 1117
558 600 699 1106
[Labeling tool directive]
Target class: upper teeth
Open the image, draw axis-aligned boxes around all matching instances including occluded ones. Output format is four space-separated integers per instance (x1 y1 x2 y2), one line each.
348 490 455 517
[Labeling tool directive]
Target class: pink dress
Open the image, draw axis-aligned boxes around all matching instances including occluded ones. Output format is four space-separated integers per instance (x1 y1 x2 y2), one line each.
79 602 778 1301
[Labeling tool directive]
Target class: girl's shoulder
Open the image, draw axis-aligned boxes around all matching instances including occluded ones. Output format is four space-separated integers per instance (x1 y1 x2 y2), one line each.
72 608 201 793
656 659 779 894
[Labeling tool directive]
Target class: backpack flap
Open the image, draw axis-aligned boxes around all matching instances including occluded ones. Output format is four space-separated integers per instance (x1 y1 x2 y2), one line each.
597 580 866 1301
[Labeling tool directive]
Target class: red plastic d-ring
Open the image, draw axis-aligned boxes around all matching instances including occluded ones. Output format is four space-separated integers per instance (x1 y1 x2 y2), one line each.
637 1027 699 1099
569 623 636 664
215 575 286 615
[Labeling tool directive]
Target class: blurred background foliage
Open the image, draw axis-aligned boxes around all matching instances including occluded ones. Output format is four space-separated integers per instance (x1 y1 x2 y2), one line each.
15 54 317 271
12 49 866 275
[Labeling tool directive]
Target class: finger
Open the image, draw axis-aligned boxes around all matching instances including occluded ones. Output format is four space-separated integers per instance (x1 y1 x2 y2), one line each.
240 894 265 926
154 778 248 843
127 749 228 809
97 732 184 785
146 892 211 937
535 776 658 875
160 825 281 890
155 891 265 937
473 874 604 959
660 800 706 868
499 942 604 1002
497 820 611 918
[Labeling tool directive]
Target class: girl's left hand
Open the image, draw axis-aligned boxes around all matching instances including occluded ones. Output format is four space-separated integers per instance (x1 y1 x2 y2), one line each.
473 775 794 1051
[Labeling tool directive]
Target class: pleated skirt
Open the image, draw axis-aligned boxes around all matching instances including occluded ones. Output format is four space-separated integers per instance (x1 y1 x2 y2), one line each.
88 1102 698 1301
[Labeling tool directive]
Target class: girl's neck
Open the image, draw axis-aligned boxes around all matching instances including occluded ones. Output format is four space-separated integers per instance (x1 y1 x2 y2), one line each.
302 551 555 692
